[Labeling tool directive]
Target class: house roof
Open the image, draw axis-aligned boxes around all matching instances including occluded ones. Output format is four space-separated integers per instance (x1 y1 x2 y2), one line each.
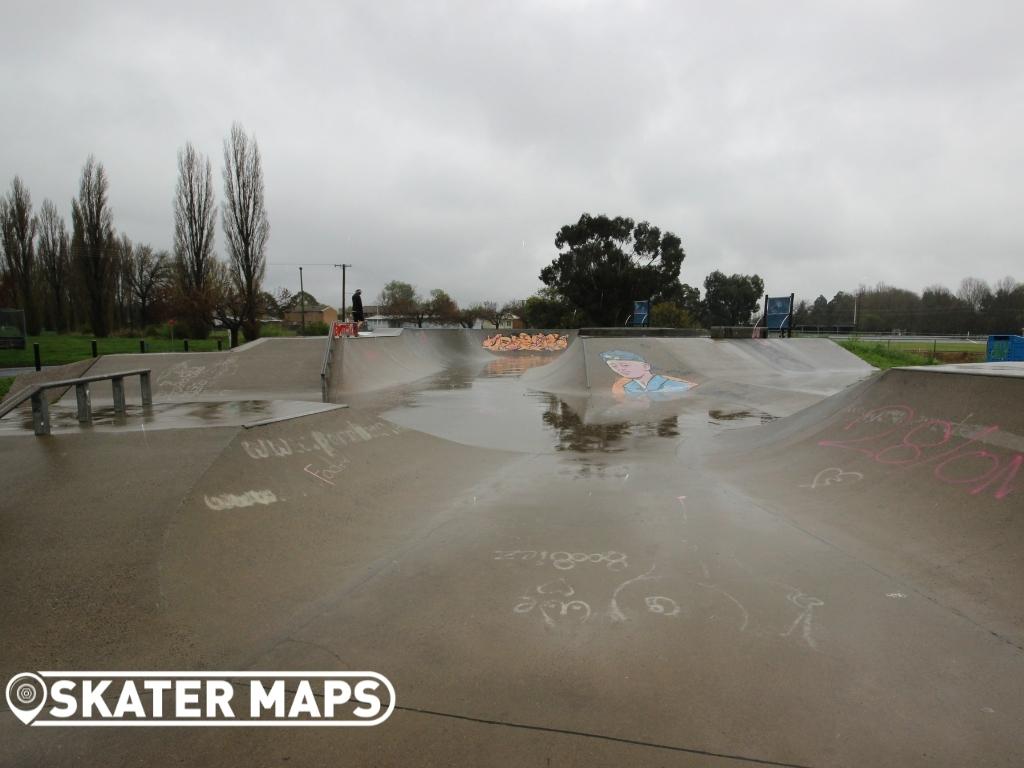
286 303 334 313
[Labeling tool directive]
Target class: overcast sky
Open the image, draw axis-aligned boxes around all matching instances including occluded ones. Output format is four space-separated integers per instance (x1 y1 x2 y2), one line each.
2 0 1021 308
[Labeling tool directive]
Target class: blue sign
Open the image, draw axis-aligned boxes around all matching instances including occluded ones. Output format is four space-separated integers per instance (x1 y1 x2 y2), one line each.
765 296 793 330
632 300 650 327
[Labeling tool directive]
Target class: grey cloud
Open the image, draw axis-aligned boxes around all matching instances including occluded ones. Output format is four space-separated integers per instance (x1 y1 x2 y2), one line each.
2 0 1022 307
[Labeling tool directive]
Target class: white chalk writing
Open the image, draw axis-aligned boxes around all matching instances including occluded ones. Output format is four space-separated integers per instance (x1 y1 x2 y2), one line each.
514 579 592 627
303 458 352 486
799 467 865 490
780 590 824 650
204 490 278 510
493 550 628 571
242 421 402 460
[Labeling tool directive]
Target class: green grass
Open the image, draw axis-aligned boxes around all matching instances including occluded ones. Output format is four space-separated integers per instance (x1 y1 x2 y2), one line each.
839 339 936 369
795 332 986 354
883 340 985 354
0 333 231 367
259 323 300 337
0 376 12 399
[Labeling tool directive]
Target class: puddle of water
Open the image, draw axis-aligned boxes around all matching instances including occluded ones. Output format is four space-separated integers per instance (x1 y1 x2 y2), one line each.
383 372 690 455
707 409 778 425
481 355 558 378
0 399 339 435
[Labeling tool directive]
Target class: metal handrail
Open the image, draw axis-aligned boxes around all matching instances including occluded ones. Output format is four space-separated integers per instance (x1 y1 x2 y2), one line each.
0 368 152 435
319 333 334 403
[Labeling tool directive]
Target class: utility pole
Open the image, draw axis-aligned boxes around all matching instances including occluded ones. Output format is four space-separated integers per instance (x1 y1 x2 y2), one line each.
299 266 306 334
334 263 352 321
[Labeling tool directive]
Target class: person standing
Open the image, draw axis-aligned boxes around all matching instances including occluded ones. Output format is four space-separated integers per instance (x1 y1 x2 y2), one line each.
351 288 365 329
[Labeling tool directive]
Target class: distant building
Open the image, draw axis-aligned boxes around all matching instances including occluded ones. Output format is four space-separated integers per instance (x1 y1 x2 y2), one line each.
474 315 525 330
283 303 338 327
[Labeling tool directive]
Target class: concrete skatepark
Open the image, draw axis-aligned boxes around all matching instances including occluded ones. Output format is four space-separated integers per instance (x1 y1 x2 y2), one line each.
1 329 1022 766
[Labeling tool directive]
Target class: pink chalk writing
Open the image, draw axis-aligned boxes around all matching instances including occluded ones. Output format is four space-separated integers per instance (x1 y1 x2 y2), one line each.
818 404 1020 500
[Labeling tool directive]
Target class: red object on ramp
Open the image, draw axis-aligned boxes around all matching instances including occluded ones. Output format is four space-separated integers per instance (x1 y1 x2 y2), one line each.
332 321 358 338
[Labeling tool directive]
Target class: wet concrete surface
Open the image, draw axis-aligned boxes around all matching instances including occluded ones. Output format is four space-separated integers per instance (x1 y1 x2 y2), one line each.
1 336 1022 767
0 399 344 436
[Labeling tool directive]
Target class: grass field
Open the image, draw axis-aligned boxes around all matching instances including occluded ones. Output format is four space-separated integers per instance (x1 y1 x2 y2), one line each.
0 333 231 367
847 339 986 364
871 339 985 354
838 339 940 369
0 376 12 399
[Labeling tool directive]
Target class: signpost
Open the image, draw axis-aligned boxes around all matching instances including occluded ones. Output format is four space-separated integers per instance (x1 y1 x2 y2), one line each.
762 293 795 338
631 299 651 327
334 263 352 321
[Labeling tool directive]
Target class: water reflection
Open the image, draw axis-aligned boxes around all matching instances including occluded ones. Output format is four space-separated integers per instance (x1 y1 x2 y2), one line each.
481 355 556 378
707 408 778 425
540 395 681 452
421 366 476 391
542 397 629 452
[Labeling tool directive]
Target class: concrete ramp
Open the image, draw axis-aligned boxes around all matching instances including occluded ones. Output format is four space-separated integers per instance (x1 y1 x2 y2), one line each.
329 328 576 395
713 364 1024 644
524 336 870 393
4 334 1024 767
521 336 873 424
68 337 328 402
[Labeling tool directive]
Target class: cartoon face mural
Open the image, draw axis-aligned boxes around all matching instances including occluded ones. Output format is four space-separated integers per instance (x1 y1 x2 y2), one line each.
483 333 569 353
599 350 696 399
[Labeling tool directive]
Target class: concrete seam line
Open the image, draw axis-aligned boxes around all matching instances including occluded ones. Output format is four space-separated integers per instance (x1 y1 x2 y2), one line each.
397 705 817 768
242 404 349 429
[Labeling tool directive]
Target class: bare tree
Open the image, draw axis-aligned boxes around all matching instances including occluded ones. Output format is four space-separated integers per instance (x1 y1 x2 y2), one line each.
174 142 217 336
470 300 504 328
222 123 269 341
130 245 169 326
957 277 991 313
36 199 71 332
994 275 1019 296
113 234 135 329
71 156 116 337
0 177 40 334
209 258 245 348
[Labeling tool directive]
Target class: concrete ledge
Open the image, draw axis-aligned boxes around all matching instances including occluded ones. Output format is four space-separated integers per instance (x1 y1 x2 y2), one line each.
579 327 709 338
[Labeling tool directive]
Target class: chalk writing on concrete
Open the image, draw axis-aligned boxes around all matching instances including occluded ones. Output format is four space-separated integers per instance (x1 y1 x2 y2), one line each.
644 596 681 616
818 404 1021 500
510 560 821 647
303 458 352 486
204 490 278 510
799 467 865 489
780 590 824 650
493 550 628 571
514 566 684 627
157 357 239 396
677 495 688 523
608 565 662 622
514 579 592 627
241 421 402 460
697 582 750 632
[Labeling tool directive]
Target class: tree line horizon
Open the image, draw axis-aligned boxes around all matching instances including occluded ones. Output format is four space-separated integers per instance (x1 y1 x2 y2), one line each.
375 214 1023 335
0 122 269 346
3 172 1022 338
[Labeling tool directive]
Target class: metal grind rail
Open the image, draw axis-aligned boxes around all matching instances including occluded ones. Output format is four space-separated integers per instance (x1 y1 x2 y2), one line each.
0 369 152 435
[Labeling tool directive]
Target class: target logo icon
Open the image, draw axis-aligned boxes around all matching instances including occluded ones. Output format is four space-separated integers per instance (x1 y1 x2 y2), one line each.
5 673 48 725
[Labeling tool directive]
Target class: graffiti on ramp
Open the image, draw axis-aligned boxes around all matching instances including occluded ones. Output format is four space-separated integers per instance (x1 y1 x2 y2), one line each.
600 350 696 400
483 332 569 353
